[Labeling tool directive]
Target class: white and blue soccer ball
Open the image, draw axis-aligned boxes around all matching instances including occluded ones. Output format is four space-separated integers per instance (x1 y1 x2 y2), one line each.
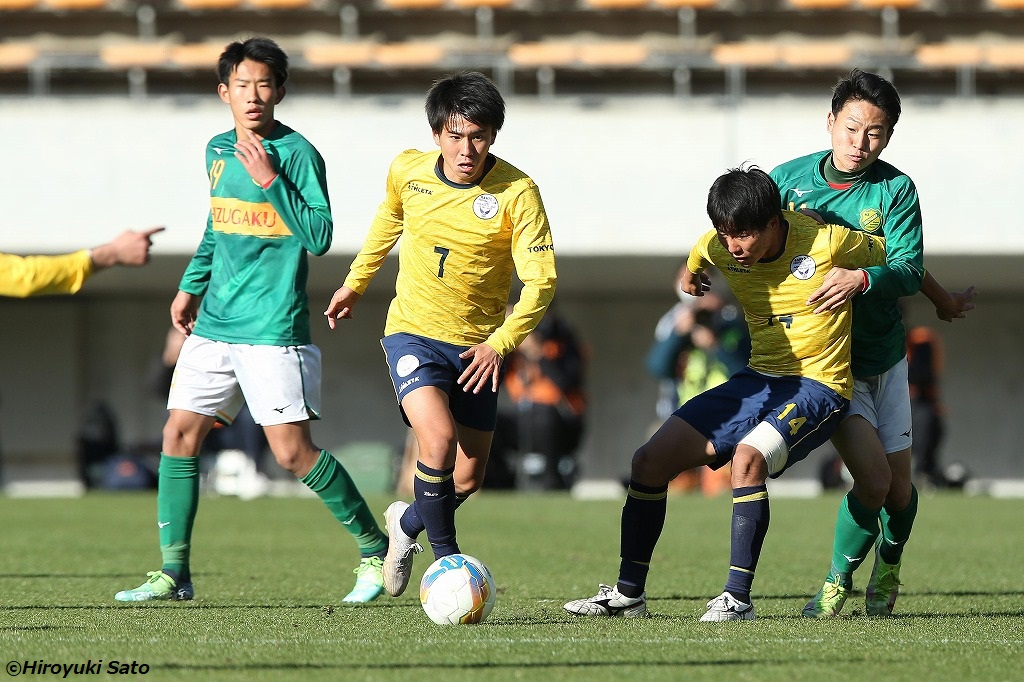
419 553 496 625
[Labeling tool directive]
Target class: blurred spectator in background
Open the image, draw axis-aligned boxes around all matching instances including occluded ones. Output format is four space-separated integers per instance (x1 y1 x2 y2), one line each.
906 325 950 488
645 263 749 495
497 310 588 490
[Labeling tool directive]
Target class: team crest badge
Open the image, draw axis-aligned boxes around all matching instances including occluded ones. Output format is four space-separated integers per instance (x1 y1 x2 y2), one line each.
790 255 816 280
396 354 420 378
473 193 499 220
860 208 882 233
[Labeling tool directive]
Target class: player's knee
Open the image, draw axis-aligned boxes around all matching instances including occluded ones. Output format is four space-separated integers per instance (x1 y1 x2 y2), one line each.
731 448 768 486
162 422 199 456
630 443 672 486
854 470 891 507
270 446 314 474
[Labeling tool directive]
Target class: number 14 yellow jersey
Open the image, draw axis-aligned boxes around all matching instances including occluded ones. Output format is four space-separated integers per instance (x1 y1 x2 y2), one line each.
687 211 886 399
345 150 557 357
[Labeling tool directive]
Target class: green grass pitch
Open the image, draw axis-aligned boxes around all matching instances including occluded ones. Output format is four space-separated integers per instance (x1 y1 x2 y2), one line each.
1 491 1022 681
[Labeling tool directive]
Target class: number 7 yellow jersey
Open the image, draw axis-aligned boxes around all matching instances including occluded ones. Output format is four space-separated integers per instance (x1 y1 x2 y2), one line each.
344 150 557 357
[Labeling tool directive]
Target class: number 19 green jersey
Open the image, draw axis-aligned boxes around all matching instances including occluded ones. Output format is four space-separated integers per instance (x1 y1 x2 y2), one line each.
179 122 332 346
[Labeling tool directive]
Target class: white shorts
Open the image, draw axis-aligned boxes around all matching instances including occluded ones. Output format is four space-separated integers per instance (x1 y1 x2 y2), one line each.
847 356 912 455
167 334 322 427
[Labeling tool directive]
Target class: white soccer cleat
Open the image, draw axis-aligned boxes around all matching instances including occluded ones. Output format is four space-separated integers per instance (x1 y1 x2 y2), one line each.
700 591 756 622
563 583 649 618
382 501 422 597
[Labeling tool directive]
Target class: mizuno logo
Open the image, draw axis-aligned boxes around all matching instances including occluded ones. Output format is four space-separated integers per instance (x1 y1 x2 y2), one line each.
158 522 170 528
902 430 912 438
273 406 288 413
884 537 902 546
794 188 813 197
841 553 863 563
342 515 357 526
212 147 231 155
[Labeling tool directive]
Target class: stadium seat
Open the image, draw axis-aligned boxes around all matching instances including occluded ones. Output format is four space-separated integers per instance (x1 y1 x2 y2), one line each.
582 0 648 8
915 42 983 67
576 40 649 67
780 41 853 67
984 42 1024 69
0 43 38 70
0 0 39 9
507 41 578 68
43 0 109 8
171 42 227 69
377 0 446 9
304 41 376 67
916 42 983 97
372 41 448 67
450 0 517 7
711 41 780 67
859 0 921 8
100 42 173 68
786 0 853 9
652 0 719 8
175 0 243 8
248 0 317 8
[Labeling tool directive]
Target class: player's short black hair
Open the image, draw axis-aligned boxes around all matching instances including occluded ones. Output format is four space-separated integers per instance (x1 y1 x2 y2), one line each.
831 68 901 130
217 37 289 88
706 165 782 236
425 71 505 135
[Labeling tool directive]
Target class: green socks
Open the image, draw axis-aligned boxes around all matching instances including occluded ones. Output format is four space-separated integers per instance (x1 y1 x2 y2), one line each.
158 454 200 581
828 492 881 588
300 450 387 557
879 485 918 564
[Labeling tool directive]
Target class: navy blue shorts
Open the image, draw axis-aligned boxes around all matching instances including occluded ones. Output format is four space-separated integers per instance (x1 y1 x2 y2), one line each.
674 367 849 477
380 332 502 432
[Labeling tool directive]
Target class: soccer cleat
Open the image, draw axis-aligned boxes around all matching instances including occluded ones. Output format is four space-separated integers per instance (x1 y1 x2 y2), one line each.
382 501 422 597
865 543 902 616
700 591 755 622
342 556 385 604
801 575 849 618
563 584 649 618
115 571 194 603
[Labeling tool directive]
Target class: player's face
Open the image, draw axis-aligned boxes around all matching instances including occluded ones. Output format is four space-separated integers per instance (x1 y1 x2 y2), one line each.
433 116 496 184
218 59 284 138
716 216 782 267
827 99 891 173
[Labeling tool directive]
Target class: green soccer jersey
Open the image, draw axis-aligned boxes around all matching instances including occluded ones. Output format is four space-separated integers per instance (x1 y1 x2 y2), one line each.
179 122 332 346
771 151 925 377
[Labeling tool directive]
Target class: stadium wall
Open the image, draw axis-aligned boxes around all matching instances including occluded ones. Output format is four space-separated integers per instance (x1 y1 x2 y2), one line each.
1 97 1021 487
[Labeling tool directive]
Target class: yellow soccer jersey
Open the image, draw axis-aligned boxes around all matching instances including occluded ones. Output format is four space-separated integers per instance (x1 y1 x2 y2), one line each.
0 250 92 298
345 150 557 357
687 211 886 399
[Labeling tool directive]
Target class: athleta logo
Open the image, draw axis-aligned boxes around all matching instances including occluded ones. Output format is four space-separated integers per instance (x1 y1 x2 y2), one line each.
790 255 816 280
408 181 433 195
399 376 421 392
724 264 749 274
473 193 499 220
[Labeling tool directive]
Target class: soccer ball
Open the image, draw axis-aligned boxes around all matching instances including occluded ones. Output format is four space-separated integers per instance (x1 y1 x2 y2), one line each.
419 554 496 625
